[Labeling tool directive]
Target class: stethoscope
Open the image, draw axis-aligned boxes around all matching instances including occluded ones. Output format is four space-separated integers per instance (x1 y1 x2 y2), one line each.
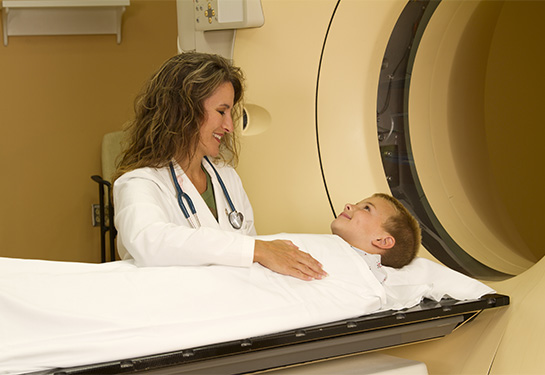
168 156 244 230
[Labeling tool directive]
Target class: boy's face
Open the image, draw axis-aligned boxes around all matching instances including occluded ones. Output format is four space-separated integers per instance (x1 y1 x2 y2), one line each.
330 196 396 253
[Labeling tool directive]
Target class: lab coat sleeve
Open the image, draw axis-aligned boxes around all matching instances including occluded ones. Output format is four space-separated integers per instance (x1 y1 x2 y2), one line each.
113 169 255 268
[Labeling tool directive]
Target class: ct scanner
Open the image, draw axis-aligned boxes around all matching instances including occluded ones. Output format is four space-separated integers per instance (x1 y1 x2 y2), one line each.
189 0 544 373
4 1 540 374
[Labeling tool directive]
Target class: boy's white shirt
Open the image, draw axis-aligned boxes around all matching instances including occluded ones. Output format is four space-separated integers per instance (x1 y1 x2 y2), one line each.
351 246 388 284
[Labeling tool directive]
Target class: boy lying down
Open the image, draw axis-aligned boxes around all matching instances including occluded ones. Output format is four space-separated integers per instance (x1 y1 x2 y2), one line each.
0 195 494 374
329 192 421 269
250 192 420 283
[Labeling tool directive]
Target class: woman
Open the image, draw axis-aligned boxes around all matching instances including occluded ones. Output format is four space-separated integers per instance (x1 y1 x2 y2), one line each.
113 52 326 281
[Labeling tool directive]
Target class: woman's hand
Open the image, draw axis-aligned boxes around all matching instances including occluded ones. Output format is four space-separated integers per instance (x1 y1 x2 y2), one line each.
253 240 328 281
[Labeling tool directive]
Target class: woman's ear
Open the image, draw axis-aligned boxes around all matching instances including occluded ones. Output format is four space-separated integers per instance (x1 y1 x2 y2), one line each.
372 235 395 250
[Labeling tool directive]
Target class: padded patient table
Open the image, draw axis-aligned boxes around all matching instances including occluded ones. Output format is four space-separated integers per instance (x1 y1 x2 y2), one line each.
37 293 508 375
2 234 508 374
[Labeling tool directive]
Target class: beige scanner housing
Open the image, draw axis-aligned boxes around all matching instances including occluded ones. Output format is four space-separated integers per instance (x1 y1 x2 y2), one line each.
181 0 545 373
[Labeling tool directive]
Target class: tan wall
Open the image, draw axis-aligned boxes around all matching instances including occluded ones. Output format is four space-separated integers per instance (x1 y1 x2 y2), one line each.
0 0 178 263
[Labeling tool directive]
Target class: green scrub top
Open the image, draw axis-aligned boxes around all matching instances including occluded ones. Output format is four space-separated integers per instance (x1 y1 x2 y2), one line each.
201 167 218 220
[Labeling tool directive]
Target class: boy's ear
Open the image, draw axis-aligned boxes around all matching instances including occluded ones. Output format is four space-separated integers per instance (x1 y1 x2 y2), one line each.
372 235 395 250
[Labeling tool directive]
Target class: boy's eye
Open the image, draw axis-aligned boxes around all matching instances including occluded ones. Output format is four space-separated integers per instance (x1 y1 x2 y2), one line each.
364 205 371 211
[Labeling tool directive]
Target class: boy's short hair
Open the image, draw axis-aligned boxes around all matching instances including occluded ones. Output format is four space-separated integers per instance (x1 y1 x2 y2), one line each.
373 193 421 268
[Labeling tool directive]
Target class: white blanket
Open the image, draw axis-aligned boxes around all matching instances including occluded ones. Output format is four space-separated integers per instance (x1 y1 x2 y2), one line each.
0 234 494 374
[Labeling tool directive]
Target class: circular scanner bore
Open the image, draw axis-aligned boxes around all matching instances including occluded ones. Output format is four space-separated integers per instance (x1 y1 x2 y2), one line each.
405 0 544 276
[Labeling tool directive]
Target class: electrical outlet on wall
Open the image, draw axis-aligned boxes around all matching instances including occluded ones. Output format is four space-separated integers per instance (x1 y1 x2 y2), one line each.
92 204 110 227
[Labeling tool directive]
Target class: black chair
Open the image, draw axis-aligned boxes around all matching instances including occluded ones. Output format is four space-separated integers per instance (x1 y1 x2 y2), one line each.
91 131 123 262
91 175 117 263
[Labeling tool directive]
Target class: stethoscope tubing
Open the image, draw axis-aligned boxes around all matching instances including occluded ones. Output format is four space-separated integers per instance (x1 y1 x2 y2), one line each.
168 157 243 230
203 156 237 213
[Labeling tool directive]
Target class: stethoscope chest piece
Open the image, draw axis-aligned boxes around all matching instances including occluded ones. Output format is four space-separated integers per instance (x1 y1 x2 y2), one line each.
229 210 244 230
169 157 244 230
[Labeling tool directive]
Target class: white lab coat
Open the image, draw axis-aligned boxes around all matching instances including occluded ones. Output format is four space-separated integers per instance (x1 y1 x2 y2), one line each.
113 160 257 267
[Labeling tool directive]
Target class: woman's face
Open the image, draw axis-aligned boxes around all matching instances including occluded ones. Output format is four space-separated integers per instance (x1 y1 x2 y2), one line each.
196 81 235 159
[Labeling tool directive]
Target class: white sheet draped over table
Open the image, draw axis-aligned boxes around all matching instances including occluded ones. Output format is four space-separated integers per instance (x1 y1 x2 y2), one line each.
0 234 494 374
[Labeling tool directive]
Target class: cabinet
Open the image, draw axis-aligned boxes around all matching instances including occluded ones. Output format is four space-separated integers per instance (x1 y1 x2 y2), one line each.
1 0 130 46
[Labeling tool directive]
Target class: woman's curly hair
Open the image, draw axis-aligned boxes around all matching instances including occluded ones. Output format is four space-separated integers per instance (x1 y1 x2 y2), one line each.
113 52 245 181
